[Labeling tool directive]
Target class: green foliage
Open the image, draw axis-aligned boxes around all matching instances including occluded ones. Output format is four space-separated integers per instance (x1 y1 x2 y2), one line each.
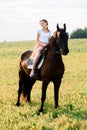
42 126 52 130
70 28 87 39
0 40 87 130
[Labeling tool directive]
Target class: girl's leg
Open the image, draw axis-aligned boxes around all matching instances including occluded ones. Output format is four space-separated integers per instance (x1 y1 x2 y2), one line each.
30 51 41 77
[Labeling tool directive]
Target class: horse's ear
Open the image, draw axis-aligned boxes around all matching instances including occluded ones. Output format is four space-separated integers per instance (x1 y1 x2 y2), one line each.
57 23 60 31
64 23 66 32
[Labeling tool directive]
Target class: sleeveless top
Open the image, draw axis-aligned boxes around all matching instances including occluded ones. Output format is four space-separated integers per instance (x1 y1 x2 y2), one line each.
38 29 51 43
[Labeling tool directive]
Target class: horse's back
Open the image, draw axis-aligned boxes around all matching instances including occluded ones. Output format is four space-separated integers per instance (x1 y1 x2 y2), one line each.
20 50 32 62
19 50 32 78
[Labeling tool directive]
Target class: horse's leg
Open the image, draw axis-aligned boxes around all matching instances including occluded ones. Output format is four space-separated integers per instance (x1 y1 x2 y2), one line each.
53 78 61 109
38 81 49 114
16 79 23 106
27 79 36 102
27 85 33 103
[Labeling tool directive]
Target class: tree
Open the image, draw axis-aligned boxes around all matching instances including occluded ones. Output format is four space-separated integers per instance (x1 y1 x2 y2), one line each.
70 28 87 39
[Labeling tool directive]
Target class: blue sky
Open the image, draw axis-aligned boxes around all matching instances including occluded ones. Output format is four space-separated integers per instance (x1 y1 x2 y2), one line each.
0 0 87 41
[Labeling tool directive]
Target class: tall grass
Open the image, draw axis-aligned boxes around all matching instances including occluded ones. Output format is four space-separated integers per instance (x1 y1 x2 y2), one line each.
0 39 87 130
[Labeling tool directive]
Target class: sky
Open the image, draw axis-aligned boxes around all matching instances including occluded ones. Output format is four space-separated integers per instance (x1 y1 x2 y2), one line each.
0 0 87 41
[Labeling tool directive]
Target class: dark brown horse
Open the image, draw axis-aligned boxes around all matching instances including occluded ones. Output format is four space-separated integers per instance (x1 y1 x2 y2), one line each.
16 23 69 114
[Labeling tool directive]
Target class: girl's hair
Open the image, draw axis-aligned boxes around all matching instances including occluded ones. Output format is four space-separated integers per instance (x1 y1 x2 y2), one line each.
39 19 48 25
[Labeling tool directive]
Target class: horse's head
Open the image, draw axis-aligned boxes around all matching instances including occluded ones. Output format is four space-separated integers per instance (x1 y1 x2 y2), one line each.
53 23 69 55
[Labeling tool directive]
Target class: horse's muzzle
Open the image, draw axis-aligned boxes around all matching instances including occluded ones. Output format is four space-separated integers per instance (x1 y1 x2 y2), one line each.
62 48 69 55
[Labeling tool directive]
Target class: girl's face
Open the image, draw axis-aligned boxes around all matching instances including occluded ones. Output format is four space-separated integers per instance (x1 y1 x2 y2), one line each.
39 21 48 29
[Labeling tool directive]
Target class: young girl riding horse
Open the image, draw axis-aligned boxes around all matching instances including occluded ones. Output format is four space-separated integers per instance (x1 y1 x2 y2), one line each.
28 19 51 77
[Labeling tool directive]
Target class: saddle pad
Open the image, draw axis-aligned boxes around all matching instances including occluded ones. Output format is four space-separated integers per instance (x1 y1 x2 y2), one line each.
27 57 34 69
27 55 44 70
37 56 44 69
27 58 33 65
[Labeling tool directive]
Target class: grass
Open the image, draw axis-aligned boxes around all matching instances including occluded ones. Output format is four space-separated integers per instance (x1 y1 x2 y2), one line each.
0 39 87 130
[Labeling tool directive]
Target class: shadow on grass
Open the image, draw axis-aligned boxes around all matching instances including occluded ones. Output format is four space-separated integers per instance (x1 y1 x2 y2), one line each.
15 100 87 121
52 103 87 120
31 101 87 120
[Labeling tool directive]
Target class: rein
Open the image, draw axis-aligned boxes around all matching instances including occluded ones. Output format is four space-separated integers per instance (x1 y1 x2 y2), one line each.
56 50 62 54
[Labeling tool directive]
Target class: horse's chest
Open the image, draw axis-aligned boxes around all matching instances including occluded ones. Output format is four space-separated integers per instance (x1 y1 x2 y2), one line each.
41 58 64 78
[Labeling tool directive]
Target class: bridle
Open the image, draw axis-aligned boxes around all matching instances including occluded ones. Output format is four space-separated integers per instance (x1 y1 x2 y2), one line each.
55 31 62 54
55 31 68 55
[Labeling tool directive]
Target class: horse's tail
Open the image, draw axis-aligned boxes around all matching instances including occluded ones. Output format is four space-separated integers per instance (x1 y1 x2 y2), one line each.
18 65 36 102
18 50 35 101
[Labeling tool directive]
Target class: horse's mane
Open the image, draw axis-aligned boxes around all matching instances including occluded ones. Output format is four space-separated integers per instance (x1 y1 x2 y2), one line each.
42 35 56 54
49 36 56 46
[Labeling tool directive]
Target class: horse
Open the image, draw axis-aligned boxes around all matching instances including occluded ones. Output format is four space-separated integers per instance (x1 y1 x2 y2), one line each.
16 23 69 114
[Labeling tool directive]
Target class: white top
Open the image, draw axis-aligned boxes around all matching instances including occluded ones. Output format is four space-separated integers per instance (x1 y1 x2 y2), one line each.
38 29 51 43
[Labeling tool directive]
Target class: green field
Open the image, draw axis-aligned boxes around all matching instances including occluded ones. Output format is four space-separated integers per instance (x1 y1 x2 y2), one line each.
0 39 87 130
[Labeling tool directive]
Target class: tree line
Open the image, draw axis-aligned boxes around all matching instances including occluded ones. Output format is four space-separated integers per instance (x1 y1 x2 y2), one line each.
70 28 87 39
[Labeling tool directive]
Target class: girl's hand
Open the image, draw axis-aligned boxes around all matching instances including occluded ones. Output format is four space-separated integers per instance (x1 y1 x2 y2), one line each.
53 32 56 38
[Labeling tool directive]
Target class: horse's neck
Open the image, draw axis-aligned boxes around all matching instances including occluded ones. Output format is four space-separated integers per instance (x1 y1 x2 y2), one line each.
46 36 62 60
50 36 56 46
48 37 57 52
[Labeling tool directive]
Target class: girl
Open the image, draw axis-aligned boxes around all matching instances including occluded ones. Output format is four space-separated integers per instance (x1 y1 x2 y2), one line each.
29 19 51 77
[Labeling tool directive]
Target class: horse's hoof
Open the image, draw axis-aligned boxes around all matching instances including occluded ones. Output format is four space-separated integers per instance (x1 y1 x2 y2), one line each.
37 109 43 115
16 102 20 106
27 99 31 103
37 111 40 116
55 105 59 109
